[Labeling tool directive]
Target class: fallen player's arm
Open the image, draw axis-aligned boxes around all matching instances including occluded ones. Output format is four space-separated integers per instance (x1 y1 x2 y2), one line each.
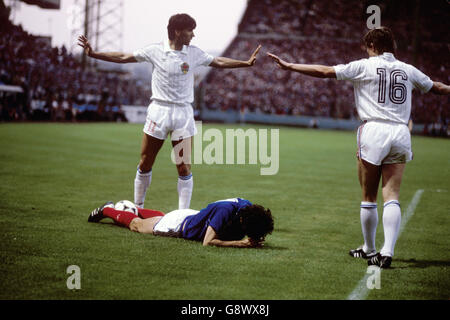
209 45 261 69
202 226 261 248
77 35 137 64
267 52 336 78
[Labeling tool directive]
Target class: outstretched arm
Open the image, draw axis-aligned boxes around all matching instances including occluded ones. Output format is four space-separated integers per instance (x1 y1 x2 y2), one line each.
209 45 261 69
77 35 137 64
267 52 336 78
430 81 450 95
202 226 263 248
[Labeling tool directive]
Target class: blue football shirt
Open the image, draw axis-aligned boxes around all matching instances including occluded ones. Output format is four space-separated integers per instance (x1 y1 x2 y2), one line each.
181 198 252 241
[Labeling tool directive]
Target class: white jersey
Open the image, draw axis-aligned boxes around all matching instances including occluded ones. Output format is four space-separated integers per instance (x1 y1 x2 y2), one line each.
134 40 214 105
334 52 433 124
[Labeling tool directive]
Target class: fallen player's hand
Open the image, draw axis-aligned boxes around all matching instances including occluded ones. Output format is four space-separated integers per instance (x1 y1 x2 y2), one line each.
249 238 265 248
235 238 261 248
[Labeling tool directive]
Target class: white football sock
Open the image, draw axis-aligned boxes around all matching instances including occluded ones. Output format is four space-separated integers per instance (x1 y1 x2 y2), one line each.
134 168 152 208
177 173 193 210
380 200 401 257
360 202 378 253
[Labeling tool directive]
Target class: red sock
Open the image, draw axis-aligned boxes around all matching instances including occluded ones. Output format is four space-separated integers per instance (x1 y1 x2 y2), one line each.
103 207 138 227
138 208 165 219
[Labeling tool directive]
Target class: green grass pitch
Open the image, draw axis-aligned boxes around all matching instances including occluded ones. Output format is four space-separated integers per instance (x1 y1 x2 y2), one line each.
0 122 448 300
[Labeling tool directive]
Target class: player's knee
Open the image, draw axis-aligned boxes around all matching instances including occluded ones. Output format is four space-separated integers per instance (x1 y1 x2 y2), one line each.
129 218 144 233
361 184 378 203
176 164 191 177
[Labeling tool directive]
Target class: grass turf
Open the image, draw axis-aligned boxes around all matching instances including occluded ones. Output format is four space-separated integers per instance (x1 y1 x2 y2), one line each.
0 122 448 300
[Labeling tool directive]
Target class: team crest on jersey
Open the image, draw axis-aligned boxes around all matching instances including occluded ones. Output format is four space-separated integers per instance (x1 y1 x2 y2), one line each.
181 62 190 74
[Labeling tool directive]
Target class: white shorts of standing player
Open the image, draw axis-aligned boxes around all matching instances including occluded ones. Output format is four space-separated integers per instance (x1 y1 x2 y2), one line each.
143 100 197 142
357 120 413 165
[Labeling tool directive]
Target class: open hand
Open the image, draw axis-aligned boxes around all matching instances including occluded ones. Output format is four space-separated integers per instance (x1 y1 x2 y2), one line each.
77 35 93 56
267 52 291 70
247 44 262 66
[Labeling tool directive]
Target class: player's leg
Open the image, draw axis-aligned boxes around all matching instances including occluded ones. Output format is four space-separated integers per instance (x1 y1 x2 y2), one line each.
368 163 404 268
378 163 405 259
134 133 165 208
88 201 114 223
350 158 381 258
358 158 381 203
88 202 164 233
369 124 411 268
88 204 140 228
171 104 198 210
172 138 193 210
129 216 164 234
137 207 165 219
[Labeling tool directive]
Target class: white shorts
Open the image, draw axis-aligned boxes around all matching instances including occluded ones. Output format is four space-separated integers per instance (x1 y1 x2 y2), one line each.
357 120 413 165
143 101 197 141
153 209 199 237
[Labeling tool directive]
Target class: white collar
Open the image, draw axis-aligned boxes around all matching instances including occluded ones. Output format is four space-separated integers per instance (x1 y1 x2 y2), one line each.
163 39 188 54
380 52 396 61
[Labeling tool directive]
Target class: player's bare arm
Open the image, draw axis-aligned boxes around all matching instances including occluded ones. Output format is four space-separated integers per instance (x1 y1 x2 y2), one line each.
267 52 336 78
77 35 137 64
209 44 261 68
430 81 450 95
202 226 263 248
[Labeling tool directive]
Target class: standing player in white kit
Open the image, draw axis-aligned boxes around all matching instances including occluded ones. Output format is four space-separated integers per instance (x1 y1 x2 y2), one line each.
268 27 450 268
78 14 261 211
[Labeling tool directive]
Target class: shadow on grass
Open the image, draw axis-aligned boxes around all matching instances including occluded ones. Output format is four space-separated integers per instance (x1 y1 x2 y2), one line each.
394 258 450 269
273 228 295 234
95 222 290 250
260 245 289 251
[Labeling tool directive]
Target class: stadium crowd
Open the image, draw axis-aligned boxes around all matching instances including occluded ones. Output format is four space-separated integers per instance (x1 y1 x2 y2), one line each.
201 0 449 136
0 0 448 136
0 1 149 122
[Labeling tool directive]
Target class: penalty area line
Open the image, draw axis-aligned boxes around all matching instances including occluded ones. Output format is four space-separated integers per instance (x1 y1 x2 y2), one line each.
346 189 424 300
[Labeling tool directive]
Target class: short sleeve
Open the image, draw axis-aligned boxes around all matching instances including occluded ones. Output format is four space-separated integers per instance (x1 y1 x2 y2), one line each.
191 46 214 67
410 66 433 93
208 208 233 233
133 46 154 64
334 59 367 81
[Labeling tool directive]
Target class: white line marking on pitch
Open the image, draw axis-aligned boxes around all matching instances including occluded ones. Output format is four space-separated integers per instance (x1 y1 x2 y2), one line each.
346 189 424 300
